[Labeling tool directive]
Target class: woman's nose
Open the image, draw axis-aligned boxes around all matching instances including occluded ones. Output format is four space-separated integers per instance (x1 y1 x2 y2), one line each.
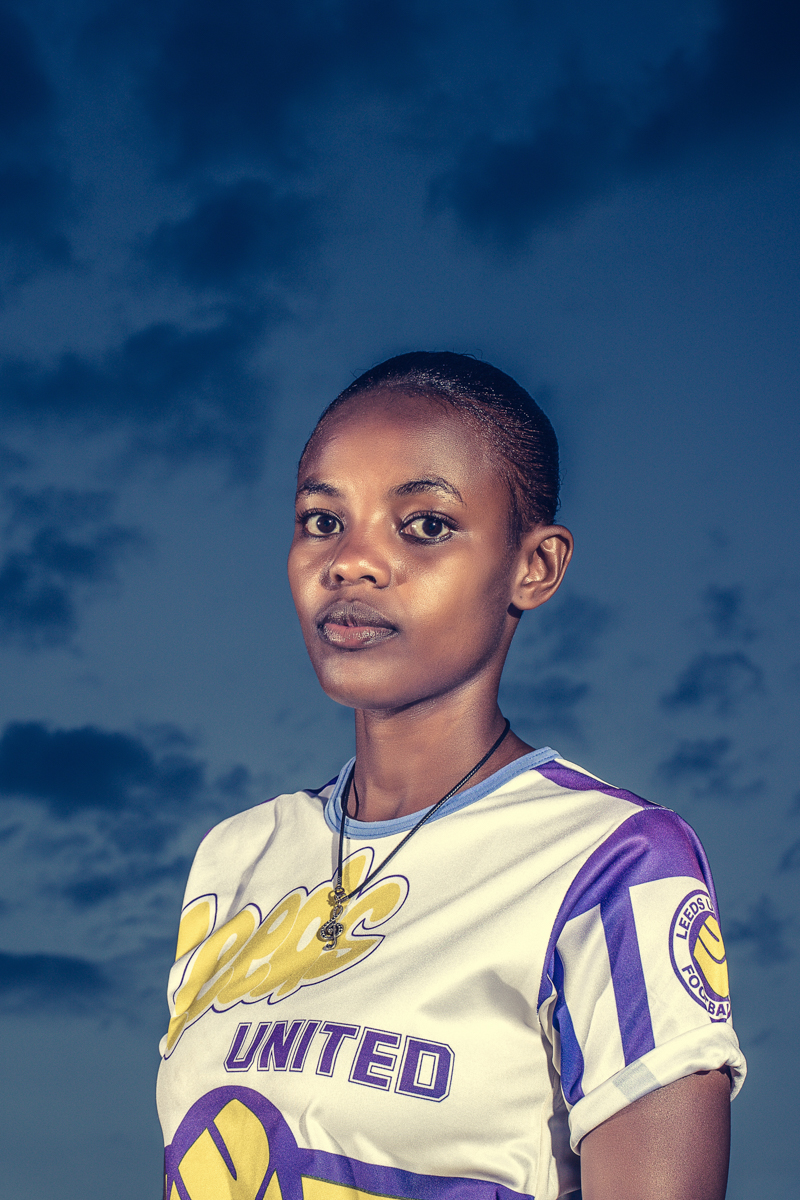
328 527 391 587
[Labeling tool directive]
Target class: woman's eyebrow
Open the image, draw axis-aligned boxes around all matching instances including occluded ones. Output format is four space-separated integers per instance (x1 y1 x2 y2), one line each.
391 477 465 503
296 478 342 500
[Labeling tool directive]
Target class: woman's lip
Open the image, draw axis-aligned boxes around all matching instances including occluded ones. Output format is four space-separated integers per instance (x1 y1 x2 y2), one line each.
317 622 397 649
315 600 398 648
317 600 396 628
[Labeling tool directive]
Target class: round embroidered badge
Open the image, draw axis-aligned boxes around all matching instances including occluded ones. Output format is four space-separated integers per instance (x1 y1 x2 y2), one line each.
669 889 731 1021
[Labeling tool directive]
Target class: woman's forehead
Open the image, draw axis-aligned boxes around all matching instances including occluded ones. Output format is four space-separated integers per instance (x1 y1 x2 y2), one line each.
297 393 515 528
301 390 494 477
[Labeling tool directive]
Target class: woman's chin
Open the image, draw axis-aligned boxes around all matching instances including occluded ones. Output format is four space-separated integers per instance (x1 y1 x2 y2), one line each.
320 684 414 712
311 654 410 710
315 669 429 713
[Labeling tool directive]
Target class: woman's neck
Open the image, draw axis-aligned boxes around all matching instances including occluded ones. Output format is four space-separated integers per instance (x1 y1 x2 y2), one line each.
349 696 534 822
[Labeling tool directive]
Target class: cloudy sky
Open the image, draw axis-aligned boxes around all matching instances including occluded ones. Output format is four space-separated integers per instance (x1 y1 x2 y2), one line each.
0 1 797 1195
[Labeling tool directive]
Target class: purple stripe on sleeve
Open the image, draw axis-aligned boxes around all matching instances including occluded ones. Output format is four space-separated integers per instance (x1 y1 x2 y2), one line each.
537 806 715 1098
601 886 655 1064
551 948 585 1106
538 807 711 1009
535 761 659 808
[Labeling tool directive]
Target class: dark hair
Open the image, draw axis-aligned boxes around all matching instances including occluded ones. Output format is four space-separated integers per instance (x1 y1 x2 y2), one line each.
301 351 561 541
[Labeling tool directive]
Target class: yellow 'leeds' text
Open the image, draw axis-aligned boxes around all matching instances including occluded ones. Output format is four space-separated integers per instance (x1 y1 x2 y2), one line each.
166 852 407 1053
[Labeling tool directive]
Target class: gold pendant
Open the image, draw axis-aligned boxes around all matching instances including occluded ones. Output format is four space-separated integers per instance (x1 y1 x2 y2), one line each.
318 884 347 950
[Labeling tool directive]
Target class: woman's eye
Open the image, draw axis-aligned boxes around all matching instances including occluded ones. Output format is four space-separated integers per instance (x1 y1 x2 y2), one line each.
403 515 452 540
302 512 342 536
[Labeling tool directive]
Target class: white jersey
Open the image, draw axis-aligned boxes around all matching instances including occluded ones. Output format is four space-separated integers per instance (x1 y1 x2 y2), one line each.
157 749 745 1200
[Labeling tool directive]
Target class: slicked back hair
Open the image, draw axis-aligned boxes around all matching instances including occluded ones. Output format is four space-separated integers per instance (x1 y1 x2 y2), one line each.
300 351 561 543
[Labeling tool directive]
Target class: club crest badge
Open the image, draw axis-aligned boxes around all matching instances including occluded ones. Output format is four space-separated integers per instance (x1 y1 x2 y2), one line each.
669 889 731 1021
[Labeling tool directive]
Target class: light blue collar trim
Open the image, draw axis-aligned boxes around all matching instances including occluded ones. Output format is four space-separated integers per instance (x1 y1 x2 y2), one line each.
322 747 560 839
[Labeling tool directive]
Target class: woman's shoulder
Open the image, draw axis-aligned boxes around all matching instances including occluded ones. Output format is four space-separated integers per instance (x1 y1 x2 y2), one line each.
194 776 338 856
522 752 694 824
501 752 708 879
498 751 687 830
525 753 663 810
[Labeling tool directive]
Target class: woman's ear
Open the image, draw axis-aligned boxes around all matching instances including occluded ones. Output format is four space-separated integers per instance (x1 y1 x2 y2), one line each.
510 525 574 613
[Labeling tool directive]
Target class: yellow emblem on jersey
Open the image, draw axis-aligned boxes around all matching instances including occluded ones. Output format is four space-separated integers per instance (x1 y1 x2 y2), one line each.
166 850 408 1054
166 1089 410 1200
670 888 731 1020
693 914 729 1000
177 1099 273 1200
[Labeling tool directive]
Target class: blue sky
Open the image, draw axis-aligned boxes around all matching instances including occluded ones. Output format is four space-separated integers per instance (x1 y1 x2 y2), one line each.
0 1 798 1195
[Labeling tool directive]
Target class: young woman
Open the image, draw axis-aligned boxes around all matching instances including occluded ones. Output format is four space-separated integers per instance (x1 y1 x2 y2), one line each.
157 353 745 1200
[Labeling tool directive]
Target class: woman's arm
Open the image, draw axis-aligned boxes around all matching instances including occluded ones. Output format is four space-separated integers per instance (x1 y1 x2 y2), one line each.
580 1069 731 1200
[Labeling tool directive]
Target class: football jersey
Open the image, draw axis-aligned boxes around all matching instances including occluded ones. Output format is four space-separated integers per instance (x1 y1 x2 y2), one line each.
157 749 745 1200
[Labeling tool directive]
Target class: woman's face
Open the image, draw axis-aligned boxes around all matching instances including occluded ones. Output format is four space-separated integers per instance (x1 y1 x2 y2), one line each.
288 391 533 713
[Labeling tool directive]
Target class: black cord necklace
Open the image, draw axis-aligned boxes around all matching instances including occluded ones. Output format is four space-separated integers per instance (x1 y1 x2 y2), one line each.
318 718 511 950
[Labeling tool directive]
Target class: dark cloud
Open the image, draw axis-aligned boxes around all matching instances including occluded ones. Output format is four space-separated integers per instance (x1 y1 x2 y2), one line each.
0 309 269 479
501 676 589 739
780 839 800 871
702 585 755 641
145 179 317 290
661 651 763 714
631 0 800 160
0 8 71 270
0 720 254 974
0 719 256 878
4 485 119 533
499 592 612 740
535 593 615 667
658 736 763 800
438 0 800 241
0 442 29 472
659 736 731 787
725 895 791 965
0 162 71 274
435 74 625 242
0 9 51 129
90 0 427 171
0 822 18 844
0 487 142 648
0 721 204 818
62 856 190 908
0 949 108 1011
215 764 251 799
